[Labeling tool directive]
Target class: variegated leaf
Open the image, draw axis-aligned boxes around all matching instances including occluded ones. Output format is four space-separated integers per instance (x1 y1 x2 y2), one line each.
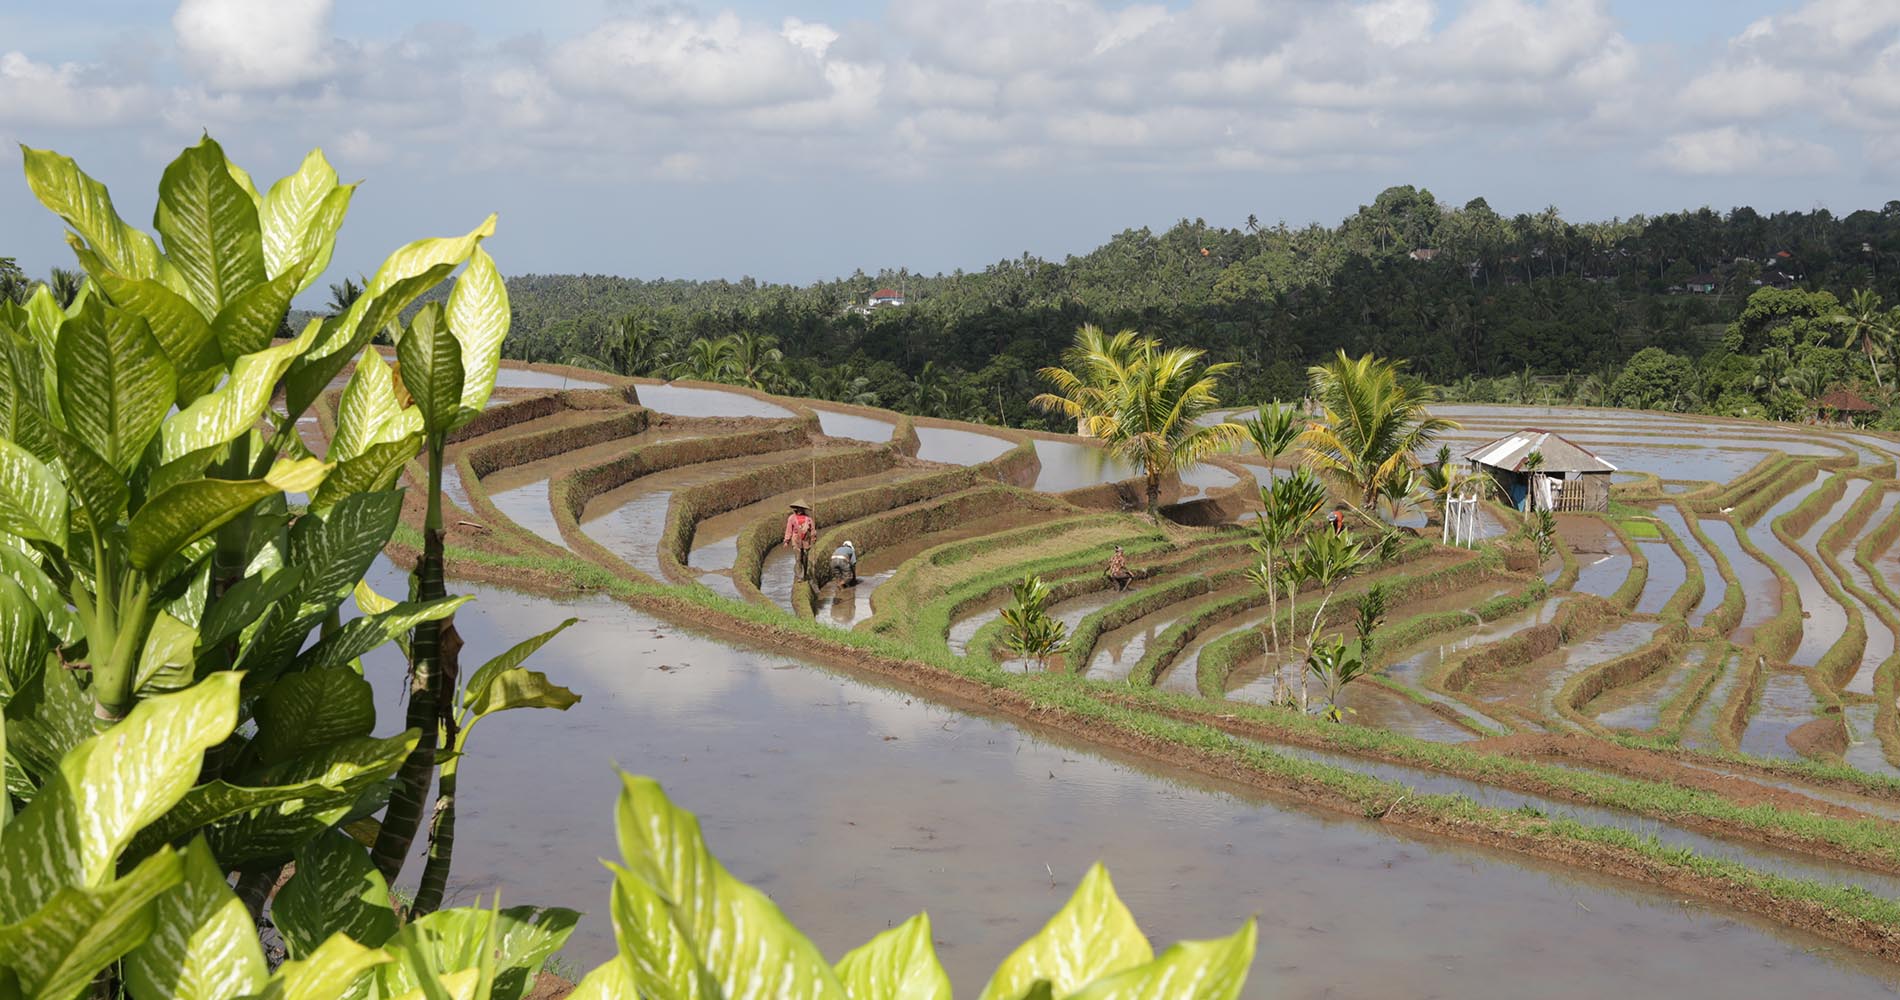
615 774 849 999
0 673 238 923
376 906 580 1000
254 932 391 1000
153 136 268 316
293 184 357 295
976 864 1152 1000
260 150 341 279
123 837 268 1000
127 458 328 572
0 543 80 646
0 437 69 549
158 320 319 463
293 595 469 675
1065 918 1255 1000
273 828 399 958
0 573 50 704
55 298 176 473
466 668 579 724
835 912 952 1000
207 732 416 866
282 261 450 419
21 146 166 283
332 347 408 462
127 729 415 862
567 959 639 1000
211 261 307 361
196 565 304 652
91 273 222 398
607 865 718 1000
311 433 422 510
249 666 378 765
0 848 182 1000
446 245 509 417
312 215 494 363
397 303 464 436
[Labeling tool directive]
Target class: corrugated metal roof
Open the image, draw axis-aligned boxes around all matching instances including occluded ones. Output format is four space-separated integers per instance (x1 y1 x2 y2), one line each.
1463 429 1617 473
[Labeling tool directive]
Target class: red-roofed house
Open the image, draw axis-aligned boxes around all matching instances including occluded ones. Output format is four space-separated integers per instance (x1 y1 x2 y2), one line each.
868 288 906 308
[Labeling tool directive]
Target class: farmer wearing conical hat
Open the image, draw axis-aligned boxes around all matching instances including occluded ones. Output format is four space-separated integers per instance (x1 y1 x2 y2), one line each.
783 500 816 582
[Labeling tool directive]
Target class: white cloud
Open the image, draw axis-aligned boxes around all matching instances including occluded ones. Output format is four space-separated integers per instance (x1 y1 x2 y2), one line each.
1654 126 1838 176
0 51 150 124
550 12 833 110
172 0 335 89
333 127 389 166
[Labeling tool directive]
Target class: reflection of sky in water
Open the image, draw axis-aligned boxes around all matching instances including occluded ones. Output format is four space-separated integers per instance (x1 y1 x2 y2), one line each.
635 383 792 418
1032 439 1140 492
351 561 1900 998
915 425 1014 465
811 407 895 442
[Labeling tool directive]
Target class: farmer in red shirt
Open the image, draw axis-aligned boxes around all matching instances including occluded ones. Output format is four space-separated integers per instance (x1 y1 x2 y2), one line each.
783 501 816 581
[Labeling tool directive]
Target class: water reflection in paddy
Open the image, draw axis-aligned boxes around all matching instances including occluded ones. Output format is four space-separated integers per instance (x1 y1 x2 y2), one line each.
635 382 793 419
915 425 1014 466
358 566 1900 997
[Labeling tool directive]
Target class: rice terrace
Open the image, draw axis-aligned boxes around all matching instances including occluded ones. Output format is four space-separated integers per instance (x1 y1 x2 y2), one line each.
18 3 1900 998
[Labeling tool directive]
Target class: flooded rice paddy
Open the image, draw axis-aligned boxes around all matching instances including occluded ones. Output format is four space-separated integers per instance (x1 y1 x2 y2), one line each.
914 424 1015 465
634 382 794 419
810 406 896 442
1031 438 1140 492
359 567 1900 997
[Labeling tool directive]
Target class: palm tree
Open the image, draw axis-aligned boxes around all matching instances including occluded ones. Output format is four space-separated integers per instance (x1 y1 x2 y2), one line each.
1035 333 1247 517
730 331 786 391
679 335 740 383
46 267 84 308
1031 324 1152 435
327 276 365 316
1833 289 1890 390
564 312 672 377
1300 351 1459 510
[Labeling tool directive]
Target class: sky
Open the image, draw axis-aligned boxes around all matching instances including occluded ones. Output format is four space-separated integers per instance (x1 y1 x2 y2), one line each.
3 0 1898 296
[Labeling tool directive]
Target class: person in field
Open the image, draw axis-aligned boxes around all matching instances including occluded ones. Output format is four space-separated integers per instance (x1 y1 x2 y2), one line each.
784 501 816 581
1328 507 1346 535
1105 545 1135 591
831 540 859 586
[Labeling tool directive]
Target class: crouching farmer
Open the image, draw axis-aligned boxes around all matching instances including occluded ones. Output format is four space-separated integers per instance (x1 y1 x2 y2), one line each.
831 540 859 586
1105 545 1135 591
784 501 816 581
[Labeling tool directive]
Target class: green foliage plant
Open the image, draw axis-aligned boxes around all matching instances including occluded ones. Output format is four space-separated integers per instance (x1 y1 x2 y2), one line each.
0 137 580 994
1000 573 1069 670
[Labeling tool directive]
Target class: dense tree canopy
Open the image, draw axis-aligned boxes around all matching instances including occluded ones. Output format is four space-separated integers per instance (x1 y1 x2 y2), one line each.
18 185 1900 428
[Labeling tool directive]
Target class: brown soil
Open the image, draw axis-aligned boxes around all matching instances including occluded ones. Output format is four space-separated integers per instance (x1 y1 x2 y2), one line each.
1790 715 1850 760
526 972 574 999
1556 514 1616 555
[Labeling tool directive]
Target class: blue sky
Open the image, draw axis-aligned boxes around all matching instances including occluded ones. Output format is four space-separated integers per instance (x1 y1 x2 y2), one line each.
3 0 1897 297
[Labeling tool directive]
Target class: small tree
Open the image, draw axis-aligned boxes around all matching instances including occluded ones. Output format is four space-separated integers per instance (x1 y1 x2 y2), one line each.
1001 573 1069 670
1309 635 1370 722
1246 467 1327 655
1353 581 1390 659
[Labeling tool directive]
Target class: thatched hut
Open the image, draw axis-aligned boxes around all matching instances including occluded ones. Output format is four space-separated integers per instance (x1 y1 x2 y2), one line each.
1465 429 1616 513
1815 387 1878 427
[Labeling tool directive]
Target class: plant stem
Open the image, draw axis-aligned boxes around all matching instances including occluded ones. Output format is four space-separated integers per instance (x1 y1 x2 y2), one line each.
371 439 448 880
412 750 458 915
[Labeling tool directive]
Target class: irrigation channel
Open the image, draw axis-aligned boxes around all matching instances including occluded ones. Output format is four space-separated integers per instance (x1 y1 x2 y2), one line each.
359 374 1900 987
360 562 1900 998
